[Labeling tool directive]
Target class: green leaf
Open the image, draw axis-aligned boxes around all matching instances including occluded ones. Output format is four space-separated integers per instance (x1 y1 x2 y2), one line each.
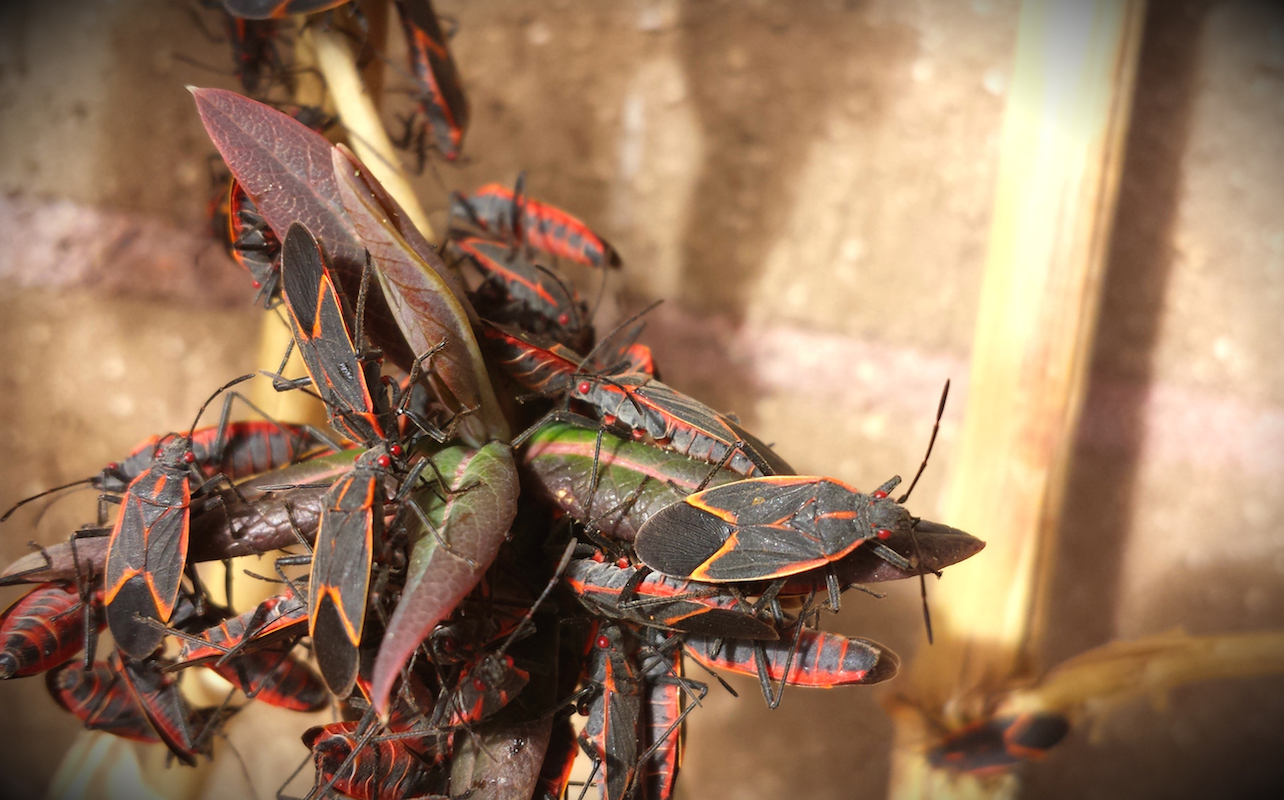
332 145 509 446
369 442 519 715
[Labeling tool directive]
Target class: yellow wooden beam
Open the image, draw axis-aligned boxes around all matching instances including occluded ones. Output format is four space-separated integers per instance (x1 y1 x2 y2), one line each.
886 1 1146 797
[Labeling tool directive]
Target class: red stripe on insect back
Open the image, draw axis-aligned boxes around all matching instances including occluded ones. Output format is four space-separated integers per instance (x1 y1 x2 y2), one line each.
457 183 621 268
175 594 309 666
208 650 328 712
0 583 89 679
395 0 468 160
682 629 899 688
46 660 159 743
305 720 443 800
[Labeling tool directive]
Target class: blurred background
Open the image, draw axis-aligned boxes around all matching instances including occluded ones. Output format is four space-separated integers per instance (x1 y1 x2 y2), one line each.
1 0 1282 798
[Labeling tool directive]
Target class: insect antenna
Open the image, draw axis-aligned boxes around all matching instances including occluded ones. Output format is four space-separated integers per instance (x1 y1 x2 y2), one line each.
185 374 257 442
897 379 949 505
573 299 664 375
896 379 950 644
1 477 96 523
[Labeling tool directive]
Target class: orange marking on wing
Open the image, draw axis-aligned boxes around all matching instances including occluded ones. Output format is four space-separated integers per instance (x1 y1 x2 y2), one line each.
311 587 363 645
103 568 141 604
683 496 740 525
690 531 741 580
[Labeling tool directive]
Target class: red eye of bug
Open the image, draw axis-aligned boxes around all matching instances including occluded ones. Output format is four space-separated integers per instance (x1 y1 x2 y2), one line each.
873 490 888 499
183 452 196 464
876 528 892 540
389 444 403 457
577 381 591 395
251 280 262 289
557 313 570 326
596 635 611 650
377 455 392 468
106 462 118 471
472 677 487 692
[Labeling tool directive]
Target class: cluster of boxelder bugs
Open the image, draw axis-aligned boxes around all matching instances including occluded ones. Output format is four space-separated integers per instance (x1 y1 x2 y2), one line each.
0 2 1003 798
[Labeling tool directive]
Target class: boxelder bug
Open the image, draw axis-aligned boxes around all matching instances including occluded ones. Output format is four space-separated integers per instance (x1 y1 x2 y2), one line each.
394 0 469 164
450 174 623 270
634 381 953 637
479 321 599 395
207 649 328 713
637 629 704 800
433 539 574 729
927 712 1071 775
634 475 917 583
565 371 793 478
278 222 443 697
303 719 444 800
494 320 793 480
456 238 592 352
422 598 526 665
0 582 97 679
224 179 282 307
577 622 644 800
1 415 332 524
220 12 280 96
115 652 225 766
164 593 326 713
107 420 331 493
46 659 161 744
682 627 899 707
564 555 779 641
101 373 254 660
171 591 309 668
436 651 530 728
277 223 397 447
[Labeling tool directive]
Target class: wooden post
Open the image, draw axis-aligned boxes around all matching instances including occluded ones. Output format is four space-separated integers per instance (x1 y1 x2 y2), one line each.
886 1 1146 797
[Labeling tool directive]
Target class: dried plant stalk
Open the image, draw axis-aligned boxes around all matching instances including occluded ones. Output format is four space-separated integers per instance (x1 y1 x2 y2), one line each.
886 1 1146 798
308 26 435 240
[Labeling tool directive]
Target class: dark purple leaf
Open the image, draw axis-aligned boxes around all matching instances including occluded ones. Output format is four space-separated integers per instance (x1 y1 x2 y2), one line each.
189 87 413 369
0 450 358 585
333 146 509 445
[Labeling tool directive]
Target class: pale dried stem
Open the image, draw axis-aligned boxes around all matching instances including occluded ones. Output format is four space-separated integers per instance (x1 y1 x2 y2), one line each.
885 1 1146 798
308 26 435 240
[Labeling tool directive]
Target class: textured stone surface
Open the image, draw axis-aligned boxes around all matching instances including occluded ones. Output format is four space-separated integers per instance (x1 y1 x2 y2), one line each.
1 1 1281 798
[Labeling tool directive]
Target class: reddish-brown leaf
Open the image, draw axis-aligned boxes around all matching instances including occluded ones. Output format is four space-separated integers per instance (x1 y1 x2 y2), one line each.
333 146 509 445
189 87 413 369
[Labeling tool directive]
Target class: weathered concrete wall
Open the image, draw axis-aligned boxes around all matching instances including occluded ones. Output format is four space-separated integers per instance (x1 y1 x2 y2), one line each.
1 1 1281 798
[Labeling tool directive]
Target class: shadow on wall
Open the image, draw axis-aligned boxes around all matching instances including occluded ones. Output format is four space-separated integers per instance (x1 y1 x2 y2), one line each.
675 2 915 319
1031 3 1284 798
1042 1 1210 668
